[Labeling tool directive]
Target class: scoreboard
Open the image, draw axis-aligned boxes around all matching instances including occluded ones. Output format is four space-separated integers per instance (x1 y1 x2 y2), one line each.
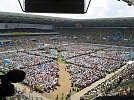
24 0 85 13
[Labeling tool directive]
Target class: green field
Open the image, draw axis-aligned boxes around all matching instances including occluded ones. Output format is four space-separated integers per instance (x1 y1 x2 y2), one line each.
57 52 66 64
53 49 66 64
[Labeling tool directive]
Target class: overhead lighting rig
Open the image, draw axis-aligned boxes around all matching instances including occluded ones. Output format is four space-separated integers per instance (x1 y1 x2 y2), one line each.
118 0 134 6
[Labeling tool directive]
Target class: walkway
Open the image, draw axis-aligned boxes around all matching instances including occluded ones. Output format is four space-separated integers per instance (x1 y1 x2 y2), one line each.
71 64 129 100
41 63 71 100
40 50 71 99
14 63 71 100
13 83 49 100
13 50 131 100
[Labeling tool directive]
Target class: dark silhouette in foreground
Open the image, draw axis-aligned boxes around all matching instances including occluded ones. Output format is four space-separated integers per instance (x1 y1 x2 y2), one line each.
0 69 26 100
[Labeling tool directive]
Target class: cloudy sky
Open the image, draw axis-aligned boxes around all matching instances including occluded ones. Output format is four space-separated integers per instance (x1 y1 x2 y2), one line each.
0 0 134 19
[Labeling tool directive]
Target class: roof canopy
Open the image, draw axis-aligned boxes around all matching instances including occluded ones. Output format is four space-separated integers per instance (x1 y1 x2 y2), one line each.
0 11 134 27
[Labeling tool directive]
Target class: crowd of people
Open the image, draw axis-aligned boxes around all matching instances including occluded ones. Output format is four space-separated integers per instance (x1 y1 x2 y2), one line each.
0 35 58 52
0 52 53 69
58 44 105 60
80 63 134 100
0 49 60 93
0 34 133 99
57 44 133 92
57 28 134 47
59 44 133 61
22 61 60 93
26 49 58 59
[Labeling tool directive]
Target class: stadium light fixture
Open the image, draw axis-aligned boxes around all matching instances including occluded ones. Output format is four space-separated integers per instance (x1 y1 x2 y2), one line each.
18 0 92 14
119 0 134 6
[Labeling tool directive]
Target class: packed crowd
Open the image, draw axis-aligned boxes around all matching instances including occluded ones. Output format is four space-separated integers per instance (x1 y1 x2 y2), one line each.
59 44 133 61
90 50 131 62
0 50 60 93
59 44 105 60
58 28 134 47
0 35 133 97
80 63 134 100
0 35 58 52
26 49 58 59
57 44 133 91
66 55 125 90
22 61 60 93
0 52 53 68
67 63 106 89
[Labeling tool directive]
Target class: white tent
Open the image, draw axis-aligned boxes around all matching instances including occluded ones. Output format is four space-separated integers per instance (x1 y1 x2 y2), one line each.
127 61 134 65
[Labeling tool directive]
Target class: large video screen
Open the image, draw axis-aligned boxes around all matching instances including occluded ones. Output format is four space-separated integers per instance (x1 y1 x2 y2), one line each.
25 0 85 13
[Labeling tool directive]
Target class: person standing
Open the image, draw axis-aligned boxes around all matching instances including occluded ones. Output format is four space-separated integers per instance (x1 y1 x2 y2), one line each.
22 86 26 95
56 95 59 100
61 92 64 99
29 85 33 93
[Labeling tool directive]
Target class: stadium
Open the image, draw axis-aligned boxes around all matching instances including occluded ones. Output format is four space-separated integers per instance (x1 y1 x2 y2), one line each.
0 6 134 100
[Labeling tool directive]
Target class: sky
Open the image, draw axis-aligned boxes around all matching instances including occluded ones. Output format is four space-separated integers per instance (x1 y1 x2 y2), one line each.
0 0 134 19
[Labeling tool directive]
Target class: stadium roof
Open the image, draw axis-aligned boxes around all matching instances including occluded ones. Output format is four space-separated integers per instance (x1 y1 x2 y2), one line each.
122 0 134 6
0 11 134 27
